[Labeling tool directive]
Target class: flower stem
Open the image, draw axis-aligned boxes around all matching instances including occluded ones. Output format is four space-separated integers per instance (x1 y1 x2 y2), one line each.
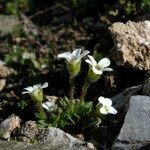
69 76 75 100
34 102 47 120
80 80 89 100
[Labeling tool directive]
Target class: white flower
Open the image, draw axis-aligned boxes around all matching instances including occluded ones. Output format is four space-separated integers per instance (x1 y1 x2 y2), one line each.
22 82 48 94
42 101 57 111
22 82 48 102
98 96 117 115
58 48 90 64
22 52 31 59
85 55 113 75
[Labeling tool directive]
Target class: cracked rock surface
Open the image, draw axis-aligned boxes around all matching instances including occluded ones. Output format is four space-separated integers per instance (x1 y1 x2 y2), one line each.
109 18 150 70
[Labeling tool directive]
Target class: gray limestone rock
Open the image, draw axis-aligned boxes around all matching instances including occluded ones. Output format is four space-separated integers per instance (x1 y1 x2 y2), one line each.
0 15 20 37
0 127 95 150
0 140 94 150
13 121 96 150
112 85 142 110
112 95 150 149
37 127 95 150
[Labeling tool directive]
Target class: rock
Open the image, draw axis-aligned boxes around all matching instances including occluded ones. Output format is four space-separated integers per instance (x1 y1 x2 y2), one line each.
112 95 150 149
109 19 150 70
0 60 5 66
112 85 142 110
0 140 95 150
74 133 85 142
143 77 150 96
0 141 31 150
20 14 38 36
0 114 21 140
45 95 58 101
0 15 20 37
17 121 38 142
140 144 150 150
30 141 95 150
0 127 95 150
0 79 6 91
17 124 95 149
0 64 12 78
135 14 150 22
37 127 95 150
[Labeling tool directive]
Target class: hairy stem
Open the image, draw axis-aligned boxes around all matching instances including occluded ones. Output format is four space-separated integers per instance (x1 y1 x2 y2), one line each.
34 102 47 120
80 81 89 100
69 76 75 100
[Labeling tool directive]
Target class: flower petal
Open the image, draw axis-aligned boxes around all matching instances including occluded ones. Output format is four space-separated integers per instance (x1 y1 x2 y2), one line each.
100 106 108 115
92 66 103 75
58 52 72 60
72 48 82 57
79 50 90 60
103 68 113 72
42 101 55 110
108 106 117 114
87 55 97 66
98 96 112 106
98 58 111 69
41 82 48 89
24 86 33 92
22 91 30 94
85 59 93 67
98 96 106 104
22 82 48 95
33 84 41 90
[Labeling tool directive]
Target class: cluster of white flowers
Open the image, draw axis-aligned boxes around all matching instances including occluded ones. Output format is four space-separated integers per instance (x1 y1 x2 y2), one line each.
22 82 57 111
58 49 113 76
22 48 117 115
58 49 116 115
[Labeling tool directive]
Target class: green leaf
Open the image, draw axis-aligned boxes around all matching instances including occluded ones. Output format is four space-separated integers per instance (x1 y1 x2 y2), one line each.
35 111 46 120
